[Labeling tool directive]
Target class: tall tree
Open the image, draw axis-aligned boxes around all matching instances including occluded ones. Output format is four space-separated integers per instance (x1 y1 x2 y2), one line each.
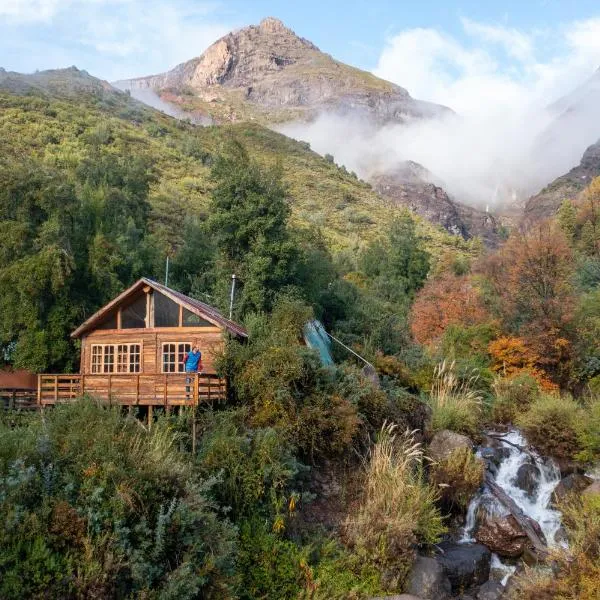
207 140 298 315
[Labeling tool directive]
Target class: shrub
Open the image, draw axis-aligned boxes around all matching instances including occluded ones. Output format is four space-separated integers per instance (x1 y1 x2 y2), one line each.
196 409 305 521
0 401 237 599
576 398 600 464
344 424 445 591
516 394 584 461
428 361 483 437
491 372 541 424
236 518 307 599
430 447 484 512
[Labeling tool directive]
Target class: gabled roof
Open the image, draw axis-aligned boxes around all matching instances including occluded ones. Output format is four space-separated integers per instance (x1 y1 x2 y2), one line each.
71 278 247 338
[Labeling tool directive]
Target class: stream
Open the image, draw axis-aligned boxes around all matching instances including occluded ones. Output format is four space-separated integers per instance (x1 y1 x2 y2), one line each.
460 429 564 585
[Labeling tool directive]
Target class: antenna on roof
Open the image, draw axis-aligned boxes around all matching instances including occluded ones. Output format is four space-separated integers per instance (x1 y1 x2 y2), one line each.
165 255 170 287
229 274 236 319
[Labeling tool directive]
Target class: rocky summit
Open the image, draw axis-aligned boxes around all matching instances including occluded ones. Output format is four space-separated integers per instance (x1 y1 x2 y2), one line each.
125 17 450 125
525 139 600 224
371 162 504 246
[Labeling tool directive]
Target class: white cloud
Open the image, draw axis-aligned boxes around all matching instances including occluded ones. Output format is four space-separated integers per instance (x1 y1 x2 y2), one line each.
0 0 233 80
281 17 600 210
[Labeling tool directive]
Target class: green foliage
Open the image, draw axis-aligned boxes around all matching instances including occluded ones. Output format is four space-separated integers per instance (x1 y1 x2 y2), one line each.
236 518 308 600
0 401 237 599
516 394 584 461
344 425 445 592
491 372 541 423
196 409 305 521
430 447 484 511
428 361 483 437
575 398 600 464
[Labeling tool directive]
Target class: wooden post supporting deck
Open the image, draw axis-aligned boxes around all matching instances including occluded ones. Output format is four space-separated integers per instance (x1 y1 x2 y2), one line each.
37 374 41 406
148 405 153 430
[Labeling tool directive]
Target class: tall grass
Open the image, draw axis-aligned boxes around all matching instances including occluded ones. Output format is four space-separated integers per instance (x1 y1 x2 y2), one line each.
429 360 483 436
344 423 445 591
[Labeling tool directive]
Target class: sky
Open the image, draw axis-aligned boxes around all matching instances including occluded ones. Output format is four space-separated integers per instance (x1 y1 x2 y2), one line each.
2 0 600 207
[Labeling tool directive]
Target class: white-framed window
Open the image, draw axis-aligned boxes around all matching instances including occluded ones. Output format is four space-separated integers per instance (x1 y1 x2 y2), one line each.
162 342 191 373
91 343 141 373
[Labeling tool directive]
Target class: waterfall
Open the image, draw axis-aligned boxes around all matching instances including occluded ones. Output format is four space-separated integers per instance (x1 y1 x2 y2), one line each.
461 429 563 547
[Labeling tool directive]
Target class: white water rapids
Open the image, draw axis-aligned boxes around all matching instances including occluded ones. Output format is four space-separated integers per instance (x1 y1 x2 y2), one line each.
460 429 565 584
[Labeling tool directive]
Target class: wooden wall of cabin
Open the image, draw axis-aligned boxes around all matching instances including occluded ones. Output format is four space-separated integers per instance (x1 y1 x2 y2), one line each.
79 328 225 375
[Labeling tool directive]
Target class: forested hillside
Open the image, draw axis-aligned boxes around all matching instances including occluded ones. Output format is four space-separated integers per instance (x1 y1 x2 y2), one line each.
0 68 474 372
1 67 599 600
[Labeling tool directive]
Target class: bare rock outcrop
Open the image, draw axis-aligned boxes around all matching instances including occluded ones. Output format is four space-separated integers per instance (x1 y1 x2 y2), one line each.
126 18 450 124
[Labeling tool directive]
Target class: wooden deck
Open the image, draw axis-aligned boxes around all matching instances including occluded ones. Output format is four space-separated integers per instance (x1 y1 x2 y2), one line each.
38 373 226 407
1 388 37 410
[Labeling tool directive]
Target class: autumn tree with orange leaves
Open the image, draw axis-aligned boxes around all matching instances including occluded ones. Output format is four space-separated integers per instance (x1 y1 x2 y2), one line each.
481 224 576 385
410 273 489 346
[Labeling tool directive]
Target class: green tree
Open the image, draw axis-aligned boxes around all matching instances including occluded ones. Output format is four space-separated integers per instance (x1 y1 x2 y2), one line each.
207 141 299 315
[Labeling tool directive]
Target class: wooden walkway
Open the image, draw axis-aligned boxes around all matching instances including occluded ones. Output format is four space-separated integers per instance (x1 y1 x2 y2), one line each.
38 373 226 407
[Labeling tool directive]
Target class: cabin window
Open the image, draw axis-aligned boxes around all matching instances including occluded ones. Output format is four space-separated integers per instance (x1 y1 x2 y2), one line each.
162 342 191 373
182 308 213 327
116 344 141 373
91 344 141 373
96 311 118 330
121 295 147 329
154 292 180 327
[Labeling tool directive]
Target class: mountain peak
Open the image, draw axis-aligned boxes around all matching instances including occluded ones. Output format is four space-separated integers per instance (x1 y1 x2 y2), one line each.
258 16 288 33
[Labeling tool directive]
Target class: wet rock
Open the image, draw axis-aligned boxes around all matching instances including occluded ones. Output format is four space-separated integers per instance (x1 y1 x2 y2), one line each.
429 430 473 462
477 581 504 600
436 542 491 592
551 473 593 505
480 445 510 467
583 480 600 496
475 513 528 558
555 457 584 477
406 555 451 600
514 463 541 499
555 525 568 546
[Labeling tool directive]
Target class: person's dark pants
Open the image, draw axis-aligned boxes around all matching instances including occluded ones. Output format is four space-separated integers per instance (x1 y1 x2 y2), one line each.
185 370 195 397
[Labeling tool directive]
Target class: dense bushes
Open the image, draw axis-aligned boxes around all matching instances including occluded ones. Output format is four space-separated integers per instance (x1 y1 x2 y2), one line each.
0 402 237 599
344 424 445 591
430 447 484 511
516 394 583 461
428 361 483 437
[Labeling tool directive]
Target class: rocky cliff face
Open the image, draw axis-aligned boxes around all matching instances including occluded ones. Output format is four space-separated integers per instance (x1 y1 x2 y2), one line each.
126 17 450 125
371 162 504 247
524 140 600 223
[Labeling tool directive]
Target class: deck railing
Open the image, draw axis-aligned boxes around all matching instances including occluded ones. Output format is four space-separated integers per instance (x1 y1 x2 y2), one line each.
38 373 226 407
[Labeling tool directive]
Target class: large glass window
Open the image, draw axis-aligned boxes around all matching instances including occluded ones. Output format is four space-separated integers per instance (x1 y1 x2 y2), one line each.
96 311 118 330
154 292 180 327
121 294 147 329
182 308 212 327
162 342 191 373
91 344 141 373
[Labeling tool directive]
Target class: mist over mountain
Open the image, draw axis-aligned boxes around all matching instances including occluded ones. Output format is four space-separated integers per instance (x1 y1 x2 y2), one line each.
120 16 600 236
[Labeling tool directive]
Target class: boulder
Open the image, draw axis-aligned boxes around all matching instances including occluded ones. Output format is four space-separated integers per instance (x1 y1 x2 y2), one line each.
480 445 510 467
514 463 541 499
551 474 593 505
429 430 473 463
475 513 528 558
406 555 452 600
436 542 491 592
583 480 600 496
477 581 504 600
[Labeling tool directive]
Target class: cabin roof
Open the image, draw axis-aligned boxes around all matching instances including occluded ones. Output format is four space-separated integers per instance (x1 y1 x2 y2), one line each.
71 278 248 338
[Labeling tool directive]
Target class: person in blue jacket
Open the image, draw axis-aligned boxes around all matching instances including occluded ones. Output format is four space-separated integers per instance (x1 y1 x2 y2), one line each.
183 343 203 397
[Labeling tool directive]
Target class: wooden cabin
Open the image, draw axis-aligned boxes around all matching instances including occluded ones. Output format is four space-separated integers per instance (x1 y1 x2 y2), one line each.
38 278 247 408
